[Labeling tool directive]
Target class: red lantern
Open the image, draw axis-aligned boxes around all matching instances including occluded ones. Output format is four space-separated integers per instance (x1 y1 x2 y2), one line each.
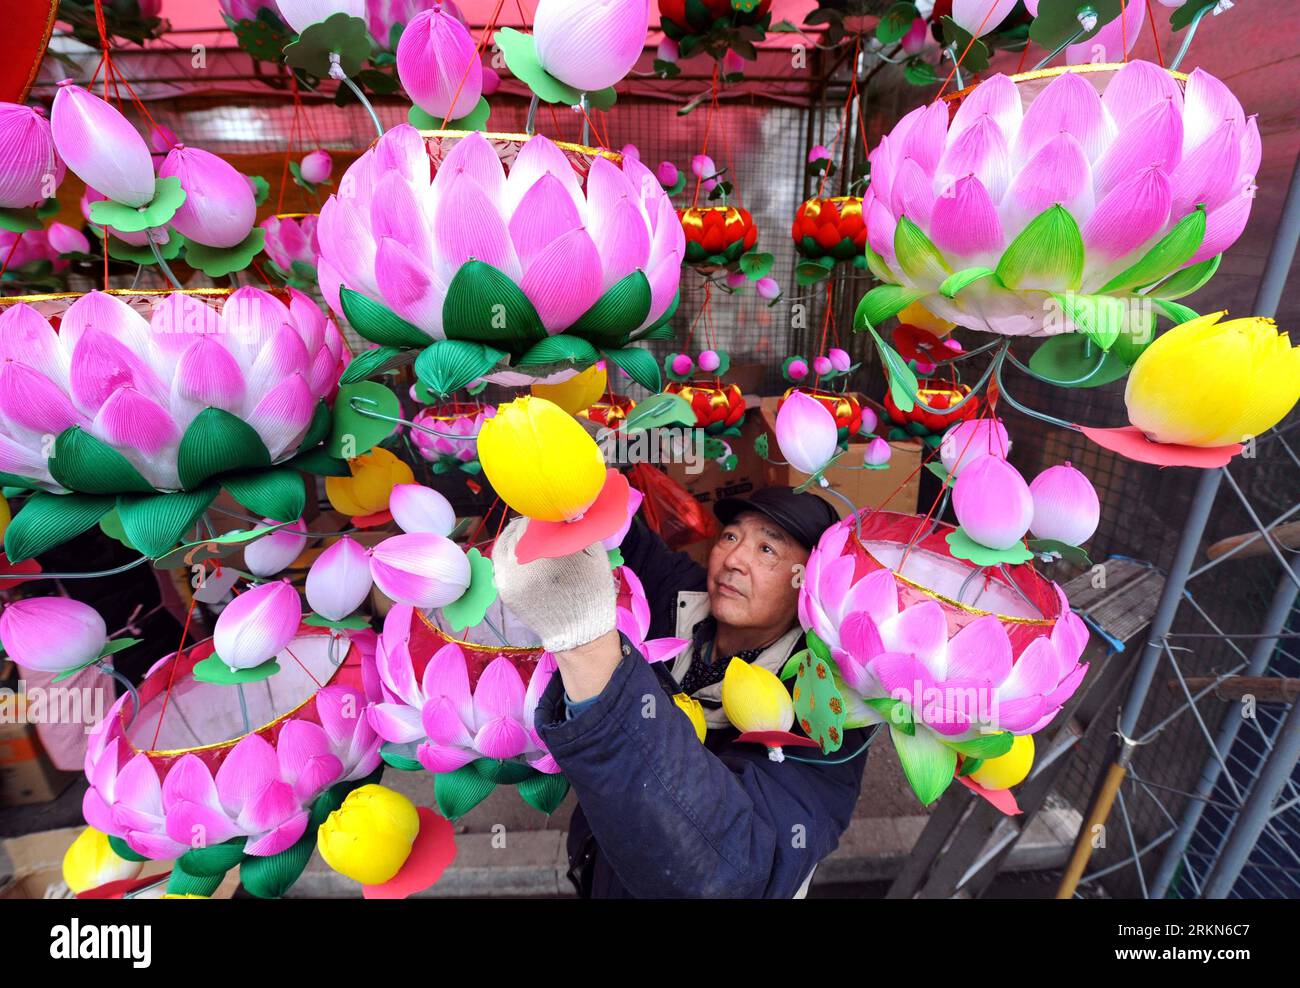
883 383 978 434
791 196 867 264
679 205 758 269
578 395 637 430
665 380 746 435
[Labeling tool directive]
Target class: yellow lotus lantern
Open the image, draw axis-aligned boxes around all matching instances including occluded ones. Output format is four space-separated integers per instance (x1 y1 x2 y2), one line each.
62 826 143 895
968 733 1035 791
317 784 421 886
898 300 955 338
721 658 794 735
673 692 707 743
530 363 608 416
326 447 415 521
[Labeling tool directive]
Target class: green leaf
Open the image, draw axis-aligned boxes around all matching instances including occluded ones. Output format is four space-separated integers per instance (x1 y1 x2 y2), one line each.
877 2 919 43
116 486 219 559
87 176 186 233
1027 538 1093 566
926 461 950 483
903 56 940 86
891 724 957 806
494 27 582 105
894 216 951 284
107 835 151 863
865 326 920 413
517 771 570 815
945 527 1033 566
178 838 248 878
193 655 280 684
863 242 898 284
329 381 400 458
622 392 696 433
738 251 774 280
338 345 416 384
854 285 925 332
1049 293 1128 350
247 175 270 206
630 290 679 343
938 16 989 72
222 469 304 522
340 287 435 348
413 340 505 397
183 227 266 279
1030 0 1123 48
0 207 41 233
177 408 272 490
795 260 832 286
1100 207 1206 294
104 230 185 266
945 731 1014 760
287 447 350 476
4 492 115 563
1145 254 1221 301
793 645 847 753
603 347 662 393
996 205 1084 291
1152 298 1201 325
48 427 154 495
1027 333 1131 388
283 11 371 77
443 260 546 343
443 548 497 634
434 761 498 820
570 271 652 340
516 334 599 368
939 266 995 298
1171 0 1217 30
98 509 135 550
380 742 423 772
152 519 297 570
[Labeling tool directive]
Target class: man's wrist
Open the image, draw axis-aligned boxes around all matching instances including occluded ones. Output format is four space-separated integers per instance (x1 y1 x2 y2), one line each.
553 628 624 702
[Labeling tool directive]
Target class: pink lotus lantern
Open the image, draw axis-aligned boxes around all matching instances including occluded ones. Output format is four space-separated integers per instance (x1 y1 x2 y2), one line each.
260 213 320 286
80 626 383 897
0 103 63 209
409 402 496 474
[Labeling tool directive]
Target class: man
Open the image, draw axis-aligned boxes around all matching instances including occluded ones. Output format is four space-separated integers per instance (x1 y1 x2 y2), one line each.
493 486 878 898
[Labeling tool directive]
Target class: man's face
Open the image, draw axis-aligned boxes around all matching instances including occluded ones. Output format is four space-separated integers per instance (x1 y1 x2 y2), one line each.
707 511 809 634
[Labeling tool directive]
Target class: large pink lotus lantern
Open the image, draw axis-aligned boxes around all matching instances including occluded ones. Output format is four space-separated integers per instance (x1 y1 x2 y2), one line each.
0 287 350 562
857 61 1257 352
794 511 1088 810
317 125 682 397
81 626 383 897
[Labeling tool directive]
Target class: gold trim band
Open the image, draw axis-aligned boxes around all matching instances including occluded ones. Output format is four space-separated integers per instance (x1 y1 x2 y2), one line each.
944 61 1191 105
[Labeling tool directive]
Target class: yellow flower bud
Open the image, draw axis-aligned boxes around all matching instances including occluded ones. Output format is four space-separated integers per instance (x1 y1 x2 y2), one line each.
62 826 143 894
476 396 606 522
721 658 794 735
316 784 421 886
968 733 1035 790
326 447 415 517
1126 312 1300 447
531 363 608 416
672 692 707 742
898 300 955 337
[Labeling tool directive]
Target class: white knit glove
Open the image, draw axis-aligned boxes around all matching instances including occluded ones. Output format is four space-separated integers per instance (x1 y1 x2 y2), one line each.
491 516 618 654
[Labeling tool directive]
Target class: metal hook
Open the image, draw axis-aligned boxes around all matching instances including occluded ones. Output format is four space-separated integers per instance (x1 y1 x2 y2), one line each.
348 396 484 443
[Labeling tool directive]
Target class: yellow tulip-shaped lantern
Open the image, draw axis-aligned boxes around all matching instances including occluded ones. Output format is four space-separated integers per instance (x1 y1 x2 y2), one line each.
62 826 144 895
968 733 1035 791
530 363 609 416
326 446 415 523
721 658 819 762
478 396 630 563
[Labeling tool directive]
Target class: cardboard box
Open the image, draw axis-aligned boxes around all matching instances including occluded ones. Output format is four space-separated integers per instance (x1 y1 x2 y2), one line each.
0 696 77 808
757 396 922 519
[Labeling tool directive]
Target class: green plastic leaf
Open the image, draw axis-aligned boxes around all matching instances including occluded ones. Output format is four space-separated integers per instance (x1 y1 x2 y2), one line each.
1030 0 1122 48
903 56 940 86
248 175 270 206
1050 293 1128 350
104 230 185 266
183 227 266 279
793 647 847 754
178 838 248 878
1027 538 1093 567
945 527 1033 566
443 260 546 343
996 205 1084 291
329 381 400 458
166 859 227 897
152 519 296 571
4 492 115 563
287 447 350 476
193 655 281 684
1100 207 1206 294
517 770 571 815
443 548 496 634
107 835 151 863
338 345 415 384
380 741 424 771
514 335 599 371
629 290 679 343
940 266 995 298
866 326 920 413
1153 298 1201 325
877 1 919 43
340 287 435 348
0 207 41 233
494 27 582 105
944 731 1014 760
98 509 135 551
854 285 925 331
925 461 950 483
434 762 499 820
795 260 832 286
177 408 272 490
738 251 775 280
222 468 304 522
754 433 770 458
622 392 695 433
891 723 957 806
894 216 951 284
87 176 186 233
49 427 153 495
570 271 652 340
1146 254 1221 300
116 485 219 559
1171 0 1217 29
938 16 989 72
414 340 506 397
603 347 662 393
1028 333 1131 388
283 11 371 77
863 243 898 284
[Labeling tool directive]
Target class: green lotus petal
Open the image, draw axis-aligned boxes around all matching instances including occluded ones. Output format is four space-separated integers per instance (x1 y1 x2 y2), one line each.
603 346 661 393
1100 206 1206 295
939 266 995 298
434 762 498 820
413 340 506 398
116 485 219 560
517 771 570 815
516 334 599 368
1153 298 1201 325
570 270 651 340
287 447 350 476
49 427 154 495
795 260 832 286
854 284 925 331
944 731 1014 760
863 242 898 284
340 287 434 348
891 723 957 805
222 468 304 522
4 492 115 563
865 326 919 413
178 838 248 878
1145 253 1221 301
1049 293 1128 350
338 345 413 384
443 260 546 344
996 205 1084 292
177 408 272 490
183 227 266 279
623 392 695 433
894 216 951 285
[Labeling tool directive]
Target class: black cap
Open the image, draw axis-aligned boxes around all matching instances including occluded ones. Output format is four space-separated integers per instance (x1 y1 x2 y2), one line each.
713 486 839 553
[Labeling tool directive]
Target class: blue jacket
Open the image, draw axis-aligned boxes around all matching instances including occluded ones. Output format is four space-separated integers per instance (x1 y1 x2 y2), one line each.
533 520 877 898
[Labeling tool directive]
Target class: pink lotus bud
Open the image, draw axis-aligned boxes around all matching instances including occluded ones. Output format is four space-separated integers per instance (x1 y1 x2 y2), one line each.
902 18 929 54
940 419 1010 477
274 0 366 35
813 355 832 376
776 390 839 475
690 154 715 179
726 271 749 290
533 0 650 93
756 277 781 300
722 49 745 76
397 6 483 121
863 437 892 467
306 535 374 621
671 353 694 376
481 59 501 96
0 597 106 673
828 347 851 372
620 143 640 161
244 518 308 577
0 104 63 209
787 359 808 380
860 406 879 435
807 144 831 164
159 145 257 248
915 359 936 375
1029 463 1100 546
657 37 678 63
390 484 457 536
943 338 963 352
50 83 155 207
300 149 333 185
701 176 719 193
46 222 90 255
953 455 1033 550
698 350 720 373
213 579 303 670
369 533 471 609
148 124 178 156
656 160 678 187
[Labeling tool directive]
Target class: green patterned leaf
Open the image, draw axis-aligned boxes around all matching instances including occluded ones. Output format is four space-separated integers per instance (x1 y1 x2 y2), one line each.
865 326 920 413
1145 254 1221 300
603 347 661 393
413 340 506 398
1099 207 1206 294
516 334 599 368
177 408 271 490
434 762 498 820
338 346 415 385
48 427 154 494
183 228 266 279
944 731 1014 759
442 260 546 344
738 251 774 280
298 400 331 452
177 838 247 877
222 469 304 522
1049 293 1129 350
939 266 995 298
517 771 571 815
894 216 951 284
996 205 1084 291
287 447 351 476
116 486 219 560
4 492 115 563
570 271 652 340
340 287 434 348
1153 298 1201 325
854 285 925 331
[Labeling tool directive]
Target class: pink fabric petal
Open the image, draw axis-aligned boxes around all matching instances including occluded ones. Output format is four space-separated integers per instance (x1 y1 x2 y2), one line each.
507 172 584 269
375 236 445 338
90 387 179 457
937 114 1010 205
124 831 191 860
173 337 246 413
0 303 68 388
472 717 530 760
431 129 506 205
1182 66 1246 158
242 323 311 402
61 290 154 358
520 228 605 333
472 655 526 726
276 720 343 800
1189 189 1252 265
162 756 241 848
1015 70 1114 165
1001 132 1095 239
1083 165 1171 262
236 779 304 844
896 100 947 174
432 171 520 283
113 753 165 819
842 568 901 626
416 739 478 774
591 197 651 290
82 786 119 836
420 641 474 726
949 72 1022 145
70 329 168 414
1094 96 1184 199
999 637 1063 701
1102 59 1184 130
215 733 280 817
370 170 434 264
945 616 1013 686
503 134 585 218
243 809 310 857
869 650 936 708
930 175 1004 258
368 701 427 744
889 157 935 230
880 602 949 678
1065 0 1144 65
376 617 421 708
1170 119 1240 217
245 372 315 461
